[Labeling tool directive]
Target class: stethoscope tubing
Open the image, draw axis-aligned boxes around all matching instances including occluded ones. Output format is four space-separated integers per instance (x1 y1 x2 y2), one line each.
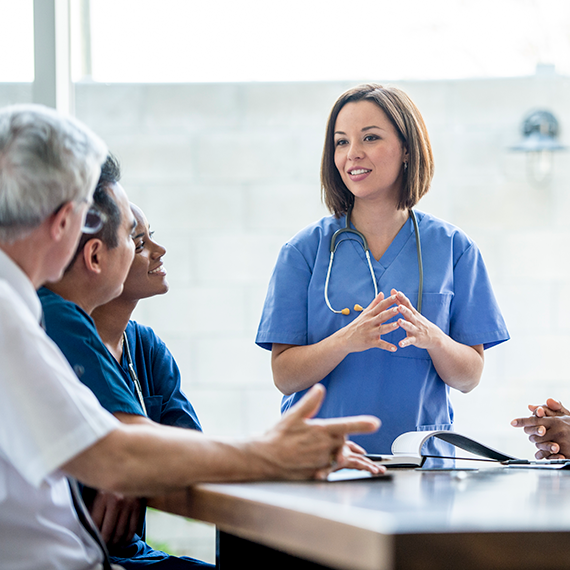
123 331 148 416
324 208 423 315
412 210 423 314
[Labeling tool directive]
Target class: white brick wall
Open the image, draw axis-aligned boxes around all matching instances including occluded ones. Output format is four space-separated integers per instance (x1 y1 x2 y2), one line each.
2 75 567 456
3 74 570 556
0 75 570 554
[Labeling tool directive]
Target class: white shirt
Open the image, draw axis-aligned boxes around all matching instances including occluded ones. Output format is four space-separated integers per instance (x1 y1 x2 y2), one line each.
0 248 119 570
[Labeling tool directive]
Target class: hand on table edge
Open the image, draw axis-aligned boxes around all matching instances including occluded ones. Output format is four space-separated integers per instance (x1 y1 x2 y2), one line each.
62 385 382 494
314 439 387 480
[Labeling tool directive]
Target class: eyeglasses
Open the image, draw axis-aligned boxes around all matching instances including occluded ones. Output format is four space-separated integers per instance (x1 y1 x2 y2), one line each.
82 207 107 234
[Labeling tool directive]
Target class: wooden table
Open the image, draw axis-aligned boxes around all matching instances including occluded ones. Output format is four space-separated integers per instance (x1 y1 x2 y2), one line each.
156 467 570 569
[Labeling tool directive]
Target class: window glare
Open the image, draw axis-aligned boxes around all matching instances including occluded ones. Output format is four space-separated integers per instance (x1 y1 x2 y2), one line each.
2 0 570 83
0 0 33 82
88 0 570 82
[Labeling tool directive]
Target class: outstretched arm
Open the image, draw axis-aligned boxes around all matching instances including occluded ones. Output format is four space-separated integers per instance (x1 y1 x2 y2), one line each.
62 385 383 495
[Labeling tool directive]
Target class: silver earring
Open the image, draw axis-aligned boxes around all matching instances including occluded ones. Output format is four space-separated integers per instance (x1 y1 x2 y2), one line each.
404 161 408 172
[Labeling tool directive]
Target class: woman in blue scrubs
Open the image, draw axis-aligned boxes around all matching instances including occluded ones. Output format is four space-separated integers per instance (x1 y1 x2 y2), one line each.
89 204 209 569
91 203 202 430
256 84 509 456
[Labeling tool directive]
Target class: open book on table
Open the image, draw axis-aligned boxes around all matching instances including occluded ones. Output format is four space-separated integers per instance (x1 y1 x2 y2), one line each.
326 430 570 480
365 430 518 468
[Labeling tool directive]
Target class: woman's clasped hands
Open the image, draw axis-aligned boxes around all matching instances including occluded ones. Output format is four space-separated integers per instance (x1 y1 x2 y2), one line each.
344 289 442 354
341 291 400 353
392 289 445 350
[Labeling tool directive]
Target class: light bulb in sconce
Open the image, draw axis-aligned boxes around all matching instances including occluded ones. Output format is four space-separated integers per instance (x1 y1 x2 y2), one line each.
511 110 566 184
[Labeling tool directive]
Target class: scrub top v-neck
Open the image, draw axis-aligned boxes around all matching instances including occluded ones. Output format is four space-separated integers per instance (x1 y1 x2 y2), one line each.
345 213 418 297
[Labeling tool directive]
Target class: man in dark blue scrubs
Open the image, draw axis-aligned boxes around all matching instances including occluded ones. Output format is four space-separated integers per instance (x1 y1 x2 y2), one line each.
40 154 209 569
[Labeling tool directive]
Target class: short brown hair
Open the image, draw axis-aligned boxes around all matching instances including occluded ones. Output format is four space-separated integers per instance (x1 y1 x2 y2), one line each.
320 84 434 216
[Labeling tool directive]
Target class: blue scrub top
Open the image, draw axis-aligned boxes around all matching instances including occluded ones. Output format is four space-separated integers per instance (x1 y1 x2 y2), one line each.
38 287 201 430
256 211 510 455
122 320 202 431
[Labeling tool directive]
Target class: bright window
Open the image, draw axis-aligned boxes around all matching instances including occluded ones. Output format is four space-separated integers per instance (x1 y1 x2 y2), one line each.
0 0 33 82
2 0 570 83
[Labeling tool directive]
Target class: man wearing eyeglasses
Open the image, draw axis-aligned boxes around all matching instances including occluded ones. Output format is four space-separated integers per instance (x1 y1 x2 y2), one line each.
0 104 382 570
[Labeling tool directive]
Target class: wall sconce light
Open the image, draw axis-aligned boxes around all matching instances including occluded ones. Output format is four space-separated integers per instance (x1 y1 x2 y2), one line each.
511 110 566 184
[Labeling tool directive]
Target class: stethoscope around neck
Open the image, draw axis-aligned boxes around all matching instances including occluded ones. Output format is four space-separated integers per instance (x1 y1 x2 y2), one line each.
324 207 424 316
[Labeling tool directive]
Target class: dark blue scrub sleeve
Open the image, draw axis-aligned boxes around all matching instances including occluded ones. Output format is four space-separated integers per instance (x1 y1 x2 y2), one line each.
123 321 202 430
38 287 144 416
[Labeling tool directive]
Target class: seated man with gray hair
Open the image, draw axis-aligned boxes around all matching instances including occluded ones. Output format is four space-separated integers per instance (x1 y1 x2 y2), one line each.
0 103 382 570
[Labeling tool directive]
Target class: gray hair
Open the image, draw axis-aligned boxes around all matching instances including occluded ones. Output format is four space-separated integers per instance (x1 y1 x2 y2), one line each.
0 104 107 243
